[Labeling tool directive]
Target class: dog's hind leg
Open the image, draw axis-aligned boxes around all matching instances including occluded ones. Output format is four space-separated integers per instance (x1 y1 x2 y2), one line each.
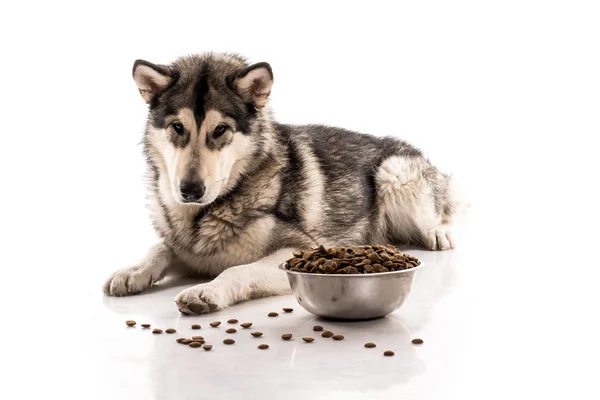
376 156 457 250
175 248 294 314
104 242 173 296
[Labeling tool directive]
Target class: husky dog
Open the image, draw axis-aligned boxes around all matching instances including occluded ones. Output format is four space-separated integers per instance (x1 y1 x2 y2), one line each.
103 53 458 314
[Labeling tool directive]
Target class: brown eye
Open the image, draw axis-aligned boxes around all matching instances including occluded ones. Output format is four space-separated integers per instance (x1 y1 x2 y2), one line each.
214 124 228 138
171 122 184 135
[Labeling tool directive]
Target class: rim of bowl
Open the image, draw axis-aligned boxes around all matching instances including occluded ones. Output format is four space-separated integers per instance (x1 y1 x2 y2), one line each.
278 261 424 277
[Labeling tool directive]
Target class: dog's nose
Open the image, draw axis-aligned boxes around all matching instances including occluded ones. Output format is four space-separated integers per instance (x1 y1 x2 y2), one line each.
180 181 205 203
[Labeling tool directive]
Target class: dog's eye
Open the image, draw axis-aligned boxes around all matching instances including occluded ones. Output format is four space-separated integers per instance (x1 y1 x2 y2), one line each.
171 122 184 135
214 124 228 138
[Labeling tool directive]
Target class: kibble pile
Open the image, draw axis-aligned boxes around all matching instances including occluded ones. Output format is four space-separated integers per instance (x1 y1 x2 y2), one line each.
284 245 421 274
124 309 424 357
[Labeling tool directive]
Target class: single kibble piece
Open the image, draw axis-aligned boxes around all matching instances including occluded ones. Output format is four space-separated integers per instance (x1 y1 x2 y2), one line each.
225 328 237 334
240 322 253 328
302 337 315 343
268 312 279 317
165 328 176 334
258 344 269 349
332 335 344 341
191 324 201 330
313 325 324 332
209 321 221 327
282 307 294 313
223 338 235 345
202 345 213 351
364 342 377 348
126 320 136 326
281 333 293 340
321 331 334 338
152 329 163 334
189 342 202 348
251 332 263 337
384 350 395 356
193 339 205 344
411 338 424 345
181 339 193 344
141 324 151 328
192 335 204 340
227 319 239 324
176 338 186 343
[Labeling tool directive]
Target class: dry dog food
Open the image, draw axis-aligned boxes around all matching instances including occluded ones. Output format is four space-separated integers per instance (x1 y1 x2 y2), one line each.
141 323 151 328
313 326 324 332
209 321 221 327
240 322 252 328
223 339 235 345
285 245 421 274
302 337 315 343
257 344 269 349
364 342 376 348
251 332 263 337
181 339 193 345
332 335 344 341
225 328 237 334
268 312 279 317
191 324 201 329
189 342 202 348
192 336 204 340
384 350 395 356
165 328 176 334
321 331 334 338
126 320 136 326
193 338 205 344
227 319 238 324
282 308 294 313
203 345 212 351
412 338 424 345
281 334 293 340
152 329 163 334
176 338 186 343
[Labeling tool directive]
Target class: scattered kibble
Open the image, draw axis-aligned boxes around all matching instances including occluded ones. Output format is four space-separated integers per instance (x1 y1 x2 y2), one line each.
364 342 376 348
412 338 424 345
165 328 176 334
223 339 235 345
240 322 253 328
203 345 212 351
313 326 324 332
209 321 221 327
141 324 151 328
251 332 263 337
191 324 201 330
258 344 269 349
176 338 186 343
126 320 136 326
302 337 315 343
189 342 202 348
192 336 204 340
282 308 294 313
227 319 238 324
332 335 344 341
152 329 163 334
268 312 279 317
321 331 334 338
281 334 293 340
384 350 395 356
181 339 193 344
226 328 237 334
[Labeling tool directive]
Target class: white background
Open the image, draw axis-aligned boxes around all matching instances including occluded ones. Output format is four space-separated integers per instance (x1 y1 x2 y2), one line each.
1 1 599 399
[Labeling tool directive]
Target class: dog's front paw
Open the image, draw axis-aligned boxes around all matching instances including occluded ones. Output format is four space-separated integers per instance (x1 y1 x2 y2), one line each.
425 225 455 251
104 266 155 296
175 283 228 315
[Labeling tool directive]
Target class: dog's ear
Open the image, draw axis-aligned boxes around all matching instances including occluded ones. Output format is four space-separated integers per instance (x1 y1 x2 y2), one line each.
132 60 175 103
234 62 273 108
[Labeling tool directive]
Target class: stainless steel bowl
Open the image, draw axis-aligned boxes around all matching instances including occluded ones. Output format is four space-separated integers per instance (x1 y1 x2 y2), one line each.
279 262 423 320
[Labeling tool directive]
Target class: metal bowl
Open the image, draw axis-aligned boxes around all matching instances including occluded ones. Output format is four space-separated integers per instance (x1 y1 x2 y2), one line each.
279 262 423 320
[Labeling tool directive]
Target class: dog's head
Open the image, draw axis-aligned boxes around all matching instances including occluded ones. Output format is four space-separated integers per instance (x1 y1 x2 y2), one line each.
134 54 273 205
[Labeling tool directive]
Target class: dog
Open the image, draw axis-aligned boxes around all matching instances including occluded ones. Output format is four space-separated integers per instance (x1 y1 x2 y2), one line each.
103 53 459 314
